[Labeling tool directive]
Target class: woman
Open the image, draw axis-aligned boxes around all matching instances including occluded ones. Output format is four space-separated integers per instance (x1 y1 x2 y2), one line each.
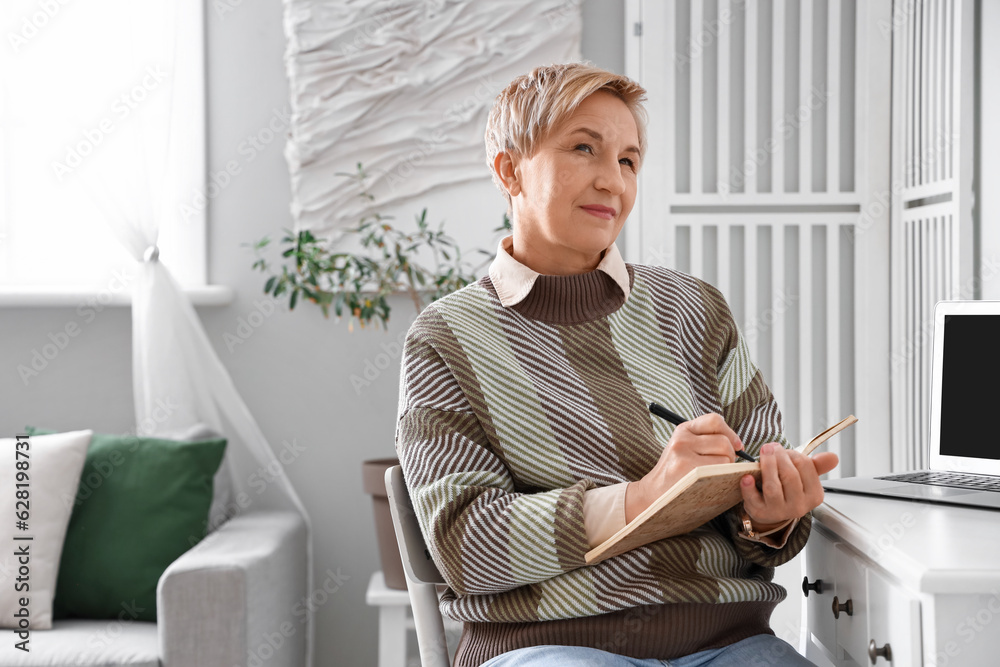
395 62 837 667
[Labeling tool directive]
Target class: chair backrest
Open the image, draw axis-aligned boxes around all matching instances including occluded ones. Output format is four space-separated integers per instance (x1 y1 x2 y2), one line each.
384 465 451 667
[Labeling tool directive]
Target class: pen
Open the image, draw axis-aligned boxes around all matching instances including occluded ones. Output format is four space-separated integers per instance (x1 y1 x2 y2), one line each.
648 402 757 463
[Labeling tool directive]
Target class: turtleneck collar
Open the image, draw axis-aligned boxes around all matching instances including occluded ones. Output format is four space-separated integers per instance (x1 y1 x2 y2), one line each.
487 236 632 324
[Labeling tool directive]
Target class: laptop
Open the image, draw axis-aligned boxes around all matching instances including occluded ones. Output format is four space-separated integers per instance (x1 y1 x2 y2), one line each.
822 300 1000 510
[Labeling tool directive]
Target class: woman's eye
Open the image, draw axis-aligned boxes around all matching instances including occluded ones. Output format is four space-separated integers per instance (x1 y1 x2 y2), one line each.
620 157 636 169
575 144 593 154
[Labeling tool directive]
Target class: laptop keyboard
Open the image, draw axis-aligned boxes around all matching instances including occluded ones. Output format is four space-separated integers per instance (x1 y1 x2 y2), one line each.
875 471 1000 493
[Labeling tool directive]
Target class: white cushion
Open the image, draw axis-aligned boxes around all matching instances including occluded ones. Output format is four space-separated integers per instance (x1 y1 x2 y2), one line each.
0 619 159 666
0 431 91 630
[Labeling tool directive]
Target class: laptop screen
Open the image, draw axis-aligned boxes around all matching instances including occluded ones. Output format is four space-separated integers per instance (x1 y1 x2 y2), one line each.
939 314 1000 460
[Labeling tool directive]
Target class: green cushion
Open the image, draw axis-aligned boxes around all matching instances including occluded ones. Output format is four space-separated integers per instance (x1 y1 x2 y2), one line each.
25 427 226 622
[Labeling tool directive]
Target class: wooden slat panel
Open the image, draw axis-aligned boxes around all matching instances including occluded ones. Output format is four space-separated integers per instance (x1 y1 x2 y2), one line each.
690 222 704 279
900 179 956 203
944 0 953 181
827 0 841 193
691 0 703 194
771 222 786 432
826 224 841 462
772 0 785 194
915 0 922 187
718 0 731 194
745 224 759 361
799 224 813 440
945 213 954 297
908 221 916 470
669 192 863 205
928 215 951 306
744 0 758 194
800 0 812 193
920 0 929 187
904 0 914 189
718 223 730 299
933 0 942 184
668 213 860 227
927 0 936 184
919 216 930 469
911 0 918 186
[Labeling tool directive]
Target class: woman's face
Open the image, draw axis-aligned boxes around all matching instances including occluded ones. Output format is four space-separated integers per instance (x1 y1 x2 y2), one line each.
500 90 641 274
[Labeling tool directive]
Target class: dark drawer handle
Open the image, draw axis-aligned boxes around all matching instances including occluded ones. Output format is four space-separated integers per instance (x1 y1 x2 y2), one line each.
832 595 853 619
868 639 892 663
802 576 825 597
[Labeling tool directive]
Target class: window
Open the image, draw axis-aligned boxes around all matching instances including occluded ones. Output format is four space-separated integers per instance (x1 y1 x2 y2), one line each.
1 0 206 292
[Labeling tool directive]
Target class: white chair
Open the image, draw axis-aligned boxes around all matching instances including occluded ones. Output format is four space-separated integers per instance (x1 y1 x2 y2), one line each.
384 465 453 667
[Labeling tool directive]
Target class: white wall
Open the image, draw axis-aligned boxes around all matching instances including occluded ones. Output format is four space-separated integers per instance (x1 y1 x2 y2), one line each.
0 2 624 664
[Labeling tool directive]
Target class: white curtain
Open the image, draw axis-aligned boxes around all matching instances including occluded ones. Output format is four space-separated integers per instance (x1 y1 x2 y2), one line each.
73 0 313 663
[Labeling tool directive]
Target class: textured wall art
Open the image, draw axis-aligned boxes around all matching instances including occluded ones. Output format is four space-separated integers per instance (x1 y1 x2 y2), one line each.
283 0 582 235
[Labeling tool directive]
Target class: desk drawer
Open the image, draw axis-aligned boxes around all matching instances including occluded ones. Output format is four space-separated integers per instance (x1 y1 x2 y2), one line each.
811 540 921 666
866 568 921 665
804 529 840 658
833 543 869 666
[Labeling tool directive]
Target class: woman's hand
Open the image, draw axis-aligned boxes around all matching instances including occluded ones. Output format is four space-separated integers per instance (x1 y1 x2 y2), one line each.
739 443 839 529
625 413 745 522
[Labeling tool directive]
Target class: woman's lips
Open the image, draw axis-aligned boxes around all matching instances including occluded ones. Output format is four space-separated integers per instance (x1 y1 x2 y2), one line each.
581 205 617 220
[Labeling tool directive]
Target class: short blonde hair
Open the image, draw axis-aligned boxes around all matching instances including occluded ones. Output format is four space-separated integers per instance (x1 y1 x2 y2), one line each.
484 62 648 204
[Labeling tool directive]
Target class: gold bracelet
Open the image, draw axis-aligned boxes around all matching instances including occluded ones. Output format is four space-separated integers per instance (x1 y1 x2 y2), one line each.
739 505 758 538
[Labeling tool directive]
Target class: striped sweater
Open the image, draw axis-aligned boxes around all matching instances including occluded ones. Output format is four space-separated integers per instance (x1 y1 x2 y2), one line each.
395 260 811 663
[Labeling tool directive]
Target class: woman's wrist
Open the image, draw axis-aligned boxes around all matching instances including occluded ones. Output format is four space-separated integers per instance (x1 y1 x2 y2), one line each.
741 504 793 534
624 481 649 523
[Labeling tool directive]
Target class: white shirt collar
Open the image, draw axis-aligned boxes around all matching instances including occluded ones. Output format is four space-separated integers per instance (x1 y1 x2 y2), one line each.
488 235 631 307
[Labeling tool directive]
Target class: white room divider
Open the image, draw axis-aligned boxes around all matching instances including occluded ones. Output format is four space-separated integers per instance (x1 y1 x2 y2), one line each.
626 0 892 477
889 0 975 472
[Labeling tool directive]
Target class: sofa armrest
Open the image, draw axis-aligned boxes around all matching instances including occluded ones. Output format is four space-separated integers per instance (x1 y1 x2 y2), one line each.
157 510 308 667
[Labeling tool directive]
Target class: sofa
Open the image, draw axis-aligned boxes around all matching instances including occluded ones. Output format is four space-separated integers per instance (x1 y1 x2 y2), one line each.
0 510 308 667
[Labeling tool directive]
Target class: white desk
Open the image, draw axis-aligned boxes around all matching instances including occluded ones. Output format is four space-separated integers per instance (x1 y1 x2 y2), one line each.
804 491 1000 666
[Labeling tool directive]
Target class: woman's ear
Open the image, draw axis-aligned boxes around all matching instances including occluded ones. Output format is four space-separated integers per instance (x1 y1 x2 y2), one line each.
493 152 521 198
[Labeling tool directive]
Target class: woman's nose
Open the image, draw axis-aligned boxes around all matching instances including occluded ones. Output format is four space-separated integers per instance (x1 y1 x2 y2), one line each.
595 158 626 195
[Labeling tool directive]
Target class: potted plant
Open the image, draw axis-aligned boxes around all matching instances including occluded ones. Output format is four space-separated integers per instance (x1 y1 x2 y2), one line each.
248 163 509 588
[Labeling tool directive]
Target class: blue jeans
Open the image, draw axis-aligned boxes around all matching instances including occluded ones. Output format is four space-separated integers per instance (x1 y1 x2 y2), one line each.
480 634 816 666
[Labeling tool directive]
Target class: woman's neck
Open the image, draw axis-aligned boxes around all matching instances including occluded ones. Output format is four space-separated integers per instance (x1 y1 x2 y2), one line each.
510 235 604 276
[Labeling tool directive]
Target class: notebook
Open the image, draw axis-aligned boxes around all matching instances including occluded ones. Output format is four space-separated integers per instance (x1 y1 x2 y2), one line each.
823 300 1000 510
